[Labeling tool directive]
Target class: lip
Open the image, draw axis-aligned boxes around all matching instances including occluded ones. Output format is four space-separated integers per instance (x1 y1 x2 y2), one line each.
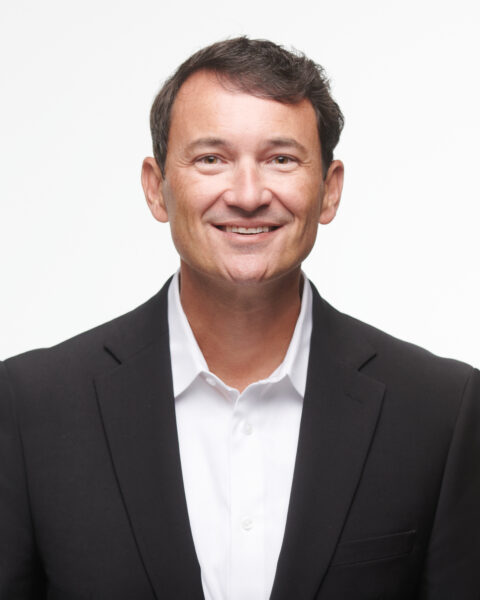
212 223 282 249
210 223 282 240
212 222 282 230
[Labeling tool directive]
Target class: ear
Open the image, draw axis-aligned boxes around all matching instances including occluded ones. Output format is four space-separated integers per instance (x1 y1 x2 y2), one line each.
319 160 344 225
141 157 169 223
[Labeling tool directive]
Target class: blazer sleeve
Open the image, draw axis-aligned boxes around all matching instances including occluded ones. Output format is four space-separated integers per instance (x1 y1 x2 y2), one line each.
0 360 45 599
419 367 480 599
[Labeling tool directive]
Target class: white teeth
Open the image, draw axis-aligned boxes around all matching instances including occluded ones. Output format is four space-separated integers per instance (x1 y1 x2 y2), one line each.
225 226 273 234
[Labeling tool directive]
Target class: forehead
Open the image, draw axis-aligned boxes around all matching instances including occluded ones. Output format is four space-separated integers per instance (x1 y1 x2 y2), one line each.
168 70 320 152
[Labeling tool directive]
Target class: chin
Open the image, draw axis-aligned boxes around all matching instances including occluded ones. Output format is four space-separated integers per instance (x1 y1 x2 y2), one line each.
219 261 290 287
216 263 267 284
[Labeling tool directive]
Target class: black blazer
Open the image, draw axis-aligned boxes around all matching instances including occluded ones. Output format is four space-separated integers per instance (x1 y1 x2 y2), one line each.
1 280 479 600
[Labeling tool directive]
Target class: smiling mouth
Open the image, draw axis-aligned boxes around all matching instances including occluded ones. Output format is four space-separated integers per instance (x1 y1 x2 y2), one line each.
216 225 279 234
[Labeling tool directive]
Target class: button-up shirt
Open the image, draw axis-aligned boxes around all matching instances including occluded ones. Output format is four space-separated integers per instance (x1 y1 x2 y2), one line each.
168 272 312 600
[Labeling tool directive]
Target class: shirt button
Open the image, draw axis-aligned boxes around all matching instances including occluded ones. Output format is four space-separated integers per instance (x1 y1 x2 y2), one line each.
242 422 253 435
205 376 216 387
241 517 253 531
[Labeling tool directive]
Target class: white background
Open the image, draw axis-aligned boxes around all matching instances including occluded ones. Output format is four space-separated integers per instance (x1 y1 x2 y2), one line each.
1 0 479 365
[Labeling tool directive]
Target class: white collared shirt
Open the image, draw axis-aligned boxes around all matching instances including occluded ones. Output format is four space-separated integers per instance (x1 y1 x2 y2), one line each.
168 272 312 600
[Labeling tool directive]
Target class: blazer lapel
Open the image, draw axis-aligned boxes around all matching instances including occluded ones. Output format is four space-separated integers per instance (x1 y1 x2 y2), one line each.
270 289 386 600
94 283 204 600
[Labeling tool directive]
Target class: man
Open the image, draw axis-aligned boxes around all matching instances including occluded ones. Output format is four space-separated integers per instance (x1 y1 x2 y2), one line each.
0 37 479 600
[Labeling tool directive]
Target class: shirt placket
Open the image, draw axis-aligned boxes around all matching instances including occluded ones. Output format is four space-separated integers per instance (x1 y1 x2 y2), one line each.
229 385 266 600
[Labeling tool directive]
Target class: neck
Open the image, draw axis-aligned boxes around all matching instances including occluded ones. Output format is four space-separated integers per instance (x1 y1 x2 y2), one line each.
179 265 303 392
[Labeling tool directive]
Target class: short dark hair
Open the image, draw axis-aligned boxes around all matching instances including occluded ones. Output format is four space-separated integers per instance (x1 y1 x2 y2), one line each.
150 37 344 177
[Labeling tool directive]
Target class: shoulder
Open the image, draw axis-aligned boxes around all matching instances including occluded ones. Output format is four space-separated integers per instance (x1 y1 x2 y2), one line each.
335 302 471 375
312 289 476 416
1 279 171 400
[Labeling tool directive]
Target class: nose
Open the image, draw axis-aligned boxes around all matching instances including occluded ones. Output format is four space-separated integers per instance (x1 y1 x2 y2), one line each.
223 160 273 211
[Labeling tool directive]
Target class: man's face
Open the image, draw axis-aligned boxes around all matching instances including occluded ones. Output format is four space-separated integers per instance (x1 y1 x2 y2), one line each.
143 70 343 287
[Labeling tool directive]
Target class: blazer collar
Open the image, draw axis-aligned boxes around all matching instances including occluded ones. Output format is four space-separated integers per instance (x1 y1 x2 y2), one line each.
95 279 385 600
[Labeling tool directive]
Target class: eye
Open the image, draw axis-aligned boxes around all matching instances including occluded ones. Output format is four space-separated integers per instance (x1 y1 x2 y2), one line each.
273 156 291 164
198 155 220 165
270 155 297 167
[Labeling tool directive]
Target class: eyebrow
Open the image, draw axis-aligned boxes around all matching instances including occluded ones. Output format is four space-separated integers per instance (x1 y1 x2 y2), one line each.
185 138 231 153
264 137 308 155
185 136 308 155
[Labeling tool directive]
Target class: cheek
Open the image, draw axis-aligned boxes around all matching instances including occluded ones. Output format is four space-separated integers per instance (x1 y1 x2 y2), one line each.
303 181 323 223
169 173 225 222
281 182 322 225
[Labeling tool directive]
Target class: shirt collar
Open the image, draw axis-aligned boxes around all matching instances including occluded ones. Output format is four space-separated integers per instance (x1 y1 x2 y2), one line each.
168 271 312 398
168 271 209 397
